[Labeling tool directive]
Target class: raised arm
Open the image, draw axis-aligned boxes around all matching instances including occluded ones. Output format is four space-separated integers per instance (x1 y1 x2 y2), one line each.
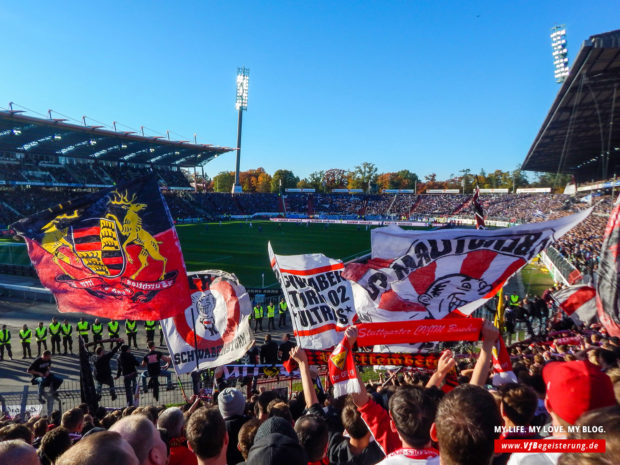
470 321 499 386
290 346 318 408
426 349 456 389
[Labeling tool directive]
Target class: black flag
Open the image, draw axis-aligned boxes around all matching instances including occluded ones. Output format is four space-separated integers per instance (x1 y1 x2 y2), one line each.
79 336 99 413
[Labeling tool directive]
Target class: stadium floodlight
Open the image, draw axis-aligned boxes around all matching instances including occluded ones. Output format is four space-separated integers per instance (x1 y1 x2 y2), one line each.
232 67 249 194
550 25 569 83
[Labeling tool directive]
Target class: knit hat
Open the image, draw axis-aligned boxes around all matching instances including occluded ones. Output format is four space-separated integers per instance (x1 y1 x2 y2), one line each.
254 417 297 443
218 387 245 418
543 360 616 425
247 421 306 465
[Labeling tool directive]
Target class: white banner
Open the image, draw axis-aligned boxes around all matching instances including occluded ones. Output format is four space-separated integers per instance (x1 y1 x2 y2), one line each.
515 187 551 193
426 189 460 194
479 188 509 194
344 209 591 333
162 270 254 374
5 404 43 419
269 242 356 349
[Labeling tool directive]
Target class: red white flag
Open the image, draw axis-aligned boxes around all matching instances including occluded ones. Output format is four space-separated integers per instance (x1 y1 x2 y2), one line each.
10 177 190 320
552 285 597 326
596 194 620 337
268 242 356 349
472 184 485 229
328 336 360 398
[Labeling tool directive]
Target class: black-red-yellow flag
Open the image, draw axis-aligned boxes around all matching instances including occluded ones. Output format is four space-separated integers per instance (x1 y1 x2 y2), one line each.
11 177 190 320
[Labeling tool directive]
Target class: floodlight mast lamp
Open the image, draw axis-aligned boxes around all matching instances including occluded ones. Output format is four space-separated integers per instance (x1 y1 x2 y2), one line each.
550 25 569 84
232 67 249 193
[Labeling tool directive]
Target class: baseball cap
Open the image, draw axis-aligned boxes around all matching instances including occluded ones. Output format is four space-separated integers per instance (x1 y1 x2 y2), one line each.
543 360 616 425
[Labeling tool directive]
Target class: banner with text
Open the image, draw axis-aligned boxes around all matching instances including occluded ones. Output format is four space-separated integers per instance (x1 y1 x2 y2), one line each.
162 270 254 374
269 242 356 349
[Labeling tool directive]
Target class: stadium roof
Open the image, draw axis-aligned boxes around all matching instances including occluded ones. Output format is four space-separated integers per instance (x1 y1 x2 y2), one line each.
522 29 620 183
0 110 234 167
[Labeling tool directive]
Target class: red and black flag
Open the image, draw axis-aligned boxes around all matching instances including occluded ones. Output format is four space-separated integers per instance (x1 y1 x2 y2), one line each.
11 176 191 320
596 194 620 337
472 183 485 229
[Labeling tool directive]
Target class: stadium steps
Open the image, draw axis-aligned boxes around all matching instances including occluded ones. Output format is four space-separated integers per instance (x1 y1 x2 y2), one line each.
386 194 399 216
1 201 21 217
453 198 472 215
408 195 423 215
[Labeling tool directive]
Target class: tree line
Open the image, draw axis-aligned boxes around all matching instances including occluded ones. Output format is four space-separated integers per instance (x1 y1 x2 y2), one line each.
188 163 571 194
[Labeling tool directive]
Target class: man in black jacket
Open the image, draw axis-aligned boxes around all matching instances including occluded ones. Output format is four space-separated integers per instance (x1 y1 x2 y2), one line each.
94 338 122 401
116 345 140 407
217 388 247 465
260 334 278 365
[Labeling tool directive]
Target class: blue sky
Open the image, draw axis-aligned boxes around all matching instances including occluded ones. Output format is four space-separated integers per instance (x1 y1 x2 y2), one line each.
0 2 618 180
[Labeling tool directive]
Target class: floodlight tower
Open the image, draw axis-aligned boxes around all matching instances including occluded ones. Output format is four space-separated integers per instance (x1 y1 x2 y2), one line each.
550 25 569 83
232 67 249 193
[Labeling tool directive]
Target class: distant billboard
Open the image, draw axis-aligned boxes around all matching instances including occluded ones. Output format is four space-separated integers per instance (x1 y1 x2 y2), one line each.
382 189 415 194
479 188 509 194
516 187 551 193
285 188 316 193
426 189 460 194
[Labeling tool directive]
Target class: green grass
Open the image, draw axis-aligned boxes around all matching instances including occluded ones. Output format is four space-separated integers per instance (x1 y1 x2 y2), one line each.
520 261 555 297
176 221 374 288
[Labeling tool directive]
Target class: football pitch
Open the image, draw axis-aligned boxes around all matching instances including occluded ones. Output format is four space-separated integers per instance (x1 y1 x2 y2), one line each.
176 220 375 288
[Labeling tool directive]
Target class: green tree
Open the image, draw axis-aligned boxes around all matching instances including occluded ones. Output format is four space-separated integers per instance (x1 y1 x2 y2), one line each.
351 162 378 193
213 171 235 192
271 169 299 193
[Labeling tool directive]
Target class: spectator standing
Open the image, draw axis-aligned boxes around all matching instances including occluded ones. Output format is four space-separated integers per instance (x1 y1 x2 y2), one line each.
267 301 276 330
0 324 13 360
218 387 247 465
278 298 288 328
19 323 32 359
141 341 173 400
125 320 138 349
94 340 122 401
0 440 40 465
61 319 73 354
109 414 168 465
77 318 90 344
49 317 62 355
116 344 141 407
253 303 263 332
91 319 103 346
56 431 139 465
260 334 278 364
27 350 63 403
278 333 296 362
35 321 48 356
107 320 120 348
157 407 198 465
145 321 156 347
186 407 228 465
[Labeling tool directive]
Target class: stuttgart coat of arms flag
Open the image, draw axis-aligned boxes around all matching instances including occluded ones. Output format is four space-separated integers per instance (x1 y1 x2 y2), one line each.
11 176 191 320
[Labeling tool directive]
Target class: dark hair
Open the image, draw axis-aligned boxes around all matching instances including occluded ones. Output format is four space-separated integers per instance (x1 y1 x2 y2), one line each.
265 334 272 342
254 391 279 418
43 350 52 357
341 404 369 440
500 383 538 426
237 418 260 460
33 418 49 438
387 385 436 448
294 415 328 462
267 399 293 424
40 427 72 464
435 384 502 465
0 423 33 444
186 407 227 460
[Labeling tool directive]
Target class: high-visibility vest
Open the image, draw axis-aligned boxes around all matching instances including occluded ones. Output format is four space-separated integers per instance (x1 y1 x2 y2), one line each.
49 322 61 336
61 324 72 336
108 321 119 336
126 320 137 334
510 294 520 304
254 306 263 318
20 329 31 343
145 321 156 330
77 321 90 335
92 323 103 335
279 301 287 314
35 327 47 341
267 304 275 318
0 329 10 344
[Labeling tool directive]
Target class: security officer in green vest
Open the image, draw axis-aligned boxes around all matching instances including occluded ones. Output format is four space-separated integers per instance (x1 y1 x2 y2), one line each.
19 324 32 358
145 320 156 346
92 318 103 345
278 298 288 328
49 317 61 355
35 321 48 356
253 303 263 332
77 317 90 344
0 324 13 360
61 319 73 354
125 319 138 349
107 320 120 348
158 321 164 346
510 294 520 306
267 301 276 330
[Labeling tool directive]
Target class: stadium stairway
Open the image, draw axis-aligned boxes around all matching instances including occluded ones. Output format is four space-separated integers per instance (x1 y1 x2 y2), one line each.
408 195 423 216
453 197 472 215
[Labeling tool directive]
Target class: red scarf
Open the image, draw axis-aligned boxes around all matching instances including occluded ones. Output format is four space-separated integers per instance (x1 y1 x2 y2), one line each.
328 336 360 398
491 335 517 386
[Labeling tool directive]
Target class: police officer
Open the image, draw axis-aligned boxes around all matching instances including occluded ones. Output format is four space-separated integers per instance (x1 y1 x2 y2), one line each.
92 318 103 345
107 320 120 348
158 321 164 346
253 303 263 332
278 298 288 328
125 319 138 349
61 319 73 354
35 321 48 356
49 317 61 355
267 301 276 330
145 321 156 347
19 324 32 358
77 317 90 344
0 324 13 360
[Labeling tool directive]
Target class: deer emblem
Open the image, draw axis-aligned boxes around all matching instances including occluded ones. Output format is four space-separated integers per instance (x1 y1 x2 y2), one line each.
106 191 167 280
41 210 79 271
